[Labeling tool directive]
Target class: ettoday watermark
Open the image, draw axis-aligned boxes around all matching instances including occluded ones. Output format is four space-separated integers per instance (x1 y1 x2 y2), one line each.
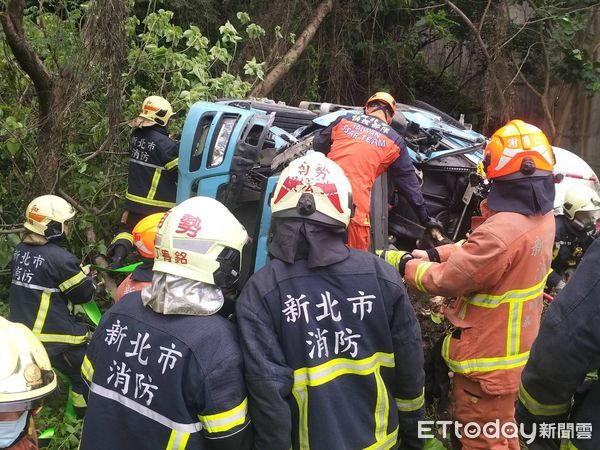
418 420 592 444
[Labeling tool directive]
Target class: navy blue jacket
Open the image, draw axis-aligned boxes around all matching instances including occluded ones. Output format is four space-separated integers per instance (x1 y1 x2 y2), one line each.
9 241 96 355
517 237 600 449
126 126 179 215
236 249 425 450
80 291 252 450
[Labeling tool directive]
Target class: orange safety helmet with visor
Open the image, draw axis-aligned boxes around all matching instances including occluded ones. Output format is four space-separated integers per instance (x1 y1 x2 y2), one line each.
132 213 165 259
483 120 555 180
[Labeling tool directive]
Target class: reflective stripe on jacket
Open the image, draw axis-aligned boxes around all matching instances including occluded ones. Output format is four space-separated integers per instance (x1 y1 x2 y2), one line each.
405 206 555 395
80 292 251 450
236 249 425 450
9 242 95 355
125 126 179 215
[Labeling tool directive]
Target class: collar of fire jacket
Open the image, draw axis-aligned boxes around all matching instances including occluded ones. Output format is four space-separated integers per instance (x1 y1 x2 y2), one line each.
487 175 555 216
268 219 350 268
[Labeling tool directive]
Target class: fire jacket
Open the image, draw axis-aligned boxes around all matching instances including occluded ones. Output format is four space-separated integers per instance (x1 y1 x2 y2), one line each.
236 249 425 450
115 262 153 302
516 237 600 450
546 214 595 289
405 208 555 395
9 242 96 356
313 113 428 227
125 125 179 215
80 291 252 450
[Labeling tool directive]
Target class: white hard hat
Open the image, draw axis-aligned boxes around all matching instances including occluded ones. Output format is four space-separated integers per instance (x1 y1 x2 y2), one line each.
153 197 248 288
0 317 57 412
23 195 76 239
271 152 354 227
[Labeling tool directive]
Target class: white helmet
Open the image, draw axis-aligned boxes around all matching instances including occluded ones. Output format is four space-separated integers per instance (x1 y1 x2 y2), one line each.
130 95 174 128
0 317 57 412
563 186 600 225
271 152 353 227
153 197 248 288
23 195 76 239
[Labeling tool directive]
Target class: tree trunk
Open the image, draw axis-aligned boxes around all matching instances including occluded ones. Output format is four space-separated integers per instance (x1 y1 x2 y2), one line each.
250 0 334 98
1 0 63 194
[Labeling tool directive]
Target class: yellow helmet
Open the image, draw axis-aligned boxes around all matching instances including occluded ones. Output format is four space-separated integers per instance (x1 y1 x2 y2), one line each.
153 197 248 288
271 152 354 228
132 95 174 128
0 317 57 412
365 92 397 115
563 186 600 221
23 195 76 239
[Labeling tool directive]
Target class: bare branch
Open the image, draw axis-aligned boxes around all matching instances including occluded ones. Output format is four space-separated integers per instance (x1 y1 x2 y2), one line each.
478 0 492 34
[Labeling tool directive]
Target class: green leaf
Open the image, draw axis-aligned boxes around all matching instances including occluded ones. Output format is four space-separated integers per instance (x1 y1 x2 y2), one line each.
5 138 21 156
430 312 443 324
274 25 283 39
424 437 447 450
236 12 251 24
246 23 266 39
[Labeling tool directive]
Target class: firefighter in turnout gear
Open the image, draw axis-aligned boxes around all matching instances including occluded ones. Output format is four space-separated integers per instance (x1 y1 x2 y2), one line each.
0 317 58 450
9 195 96 417
114 213 164 302
236 152 425 449
80 197 253 450
107 96 179 266
516 237 600 450
384 120 556 449
546 186 600 293
313 92 434 251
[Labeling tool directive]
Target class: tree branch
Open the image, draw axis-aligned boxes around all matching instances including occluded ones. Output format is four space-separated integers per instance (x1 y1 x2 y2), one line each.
250 0 334 98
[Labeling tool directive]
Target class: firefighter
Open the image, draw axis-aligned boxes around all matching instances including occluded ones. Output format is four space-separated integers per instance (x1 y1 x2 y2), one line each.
313 92 436 251
516 236 600 450
236 152 425 449
107 96 179 266
80 196 253 450
114 212 164 302
546 186 600 293
9 195 96 417
384 120 556 449
0 317 58 450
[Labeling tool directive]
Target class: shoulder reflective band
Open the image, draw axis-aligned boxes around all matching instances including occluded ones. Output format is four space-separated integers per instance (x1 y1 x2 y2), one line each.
518 382 570 416
90 383 202 433
59 271 87 292
111 232 134 245
198 398 248 434
395 388 425 412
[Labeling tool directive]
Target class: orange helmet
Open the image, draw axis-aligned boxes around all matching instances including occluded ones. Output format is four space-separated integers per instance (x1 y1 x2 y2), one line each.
365 92 396 115
132 213 165 259
483 120 554 180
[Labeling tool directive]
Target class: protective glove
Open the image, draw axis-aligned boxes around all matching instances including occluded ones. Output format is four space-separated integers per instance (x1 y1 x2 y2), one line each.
377 250 414 277
424 216 444 233
106 242 129 268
